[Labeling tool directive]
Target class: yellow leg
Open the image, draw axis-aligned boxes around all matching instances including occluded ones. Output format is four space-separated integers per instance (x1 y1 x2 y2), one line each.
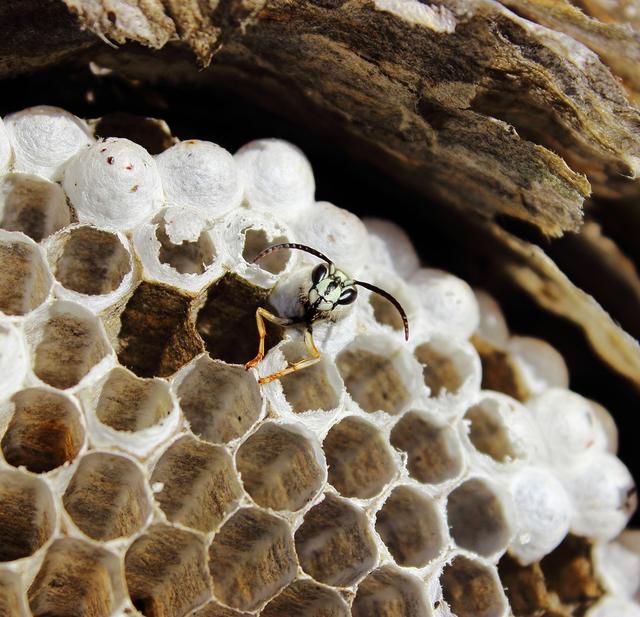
258 328 321 384
244 307 292 370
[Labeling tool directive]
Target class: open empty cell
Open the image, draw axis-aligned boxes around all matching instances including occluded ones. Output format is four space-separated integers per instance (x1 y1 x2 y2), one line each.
0 234 50 316
28 538 122 617
51 226 131 295
336 347 410 415
375 486 446 568
117 282 204 378
196 273 282 365
177 356 263 444
464 400 518 463
540 535 602 606
242 228 290 274
414 337 477 397
352 565 431 617
0 470 55 562
0 173 71 241
155 217 215 275
63 452 151 541
151 435 243 532
96 367 172 432
473 337 528 401
323 416 396 499
370 293 407 333
366 272 413 335
441 556 507 617
125 523 211 617
261 579 350 617
31 302 110 389
132 206 225 294
447 478 513 557
1 387 84 473
390 412 463 484
280 344 341 413
497 554 550 616
236 423 324 511
208 507 297 611
295 494 377 587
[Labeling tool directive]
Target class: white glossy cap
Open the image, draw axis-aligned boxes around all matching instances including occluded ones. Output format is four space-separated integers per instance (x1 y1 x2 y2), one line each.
63 137 164 230
235 138 315 215
4 106 94 180
156 140 242 219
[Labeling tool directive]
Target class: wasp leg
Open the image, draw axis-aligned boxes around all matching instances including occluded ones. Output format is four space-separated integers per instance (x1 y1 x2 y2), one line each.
258 328 321 384
244 307 293 370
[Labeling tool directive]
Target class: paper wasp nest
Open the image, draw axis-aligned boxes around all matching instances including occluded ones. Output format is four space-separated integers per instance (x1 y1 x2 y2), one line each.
0 106 637 617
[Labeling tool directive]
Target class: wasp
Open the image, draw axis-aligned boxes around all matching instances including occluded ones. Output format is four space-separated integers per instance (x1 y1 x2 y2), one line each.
245 243 409 384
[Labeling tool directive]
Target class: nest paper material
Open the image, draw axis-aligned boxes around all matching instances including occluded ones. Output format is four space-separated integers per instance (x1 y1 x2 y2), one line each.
0 106 637 617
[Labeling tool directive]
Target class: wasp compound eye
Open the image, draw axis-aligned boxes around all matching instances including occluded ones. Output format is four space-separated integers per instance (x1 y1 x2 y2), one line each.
312 264 328 285
338 287 358 305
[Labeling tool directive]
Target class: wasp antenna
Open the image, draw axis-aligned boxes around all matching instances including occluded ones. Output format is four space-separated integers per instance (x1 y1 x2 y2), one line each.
355 280 410 341
253 243 332 264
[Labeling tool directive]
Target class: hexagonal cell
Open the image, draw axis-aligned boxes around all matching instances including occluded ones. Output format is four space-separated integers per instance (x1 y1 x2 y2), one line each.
375 486 446 568
117 281 203 378
336 340 411 415
133 207 226 295
352 565 431 617
1 387 84 473
261 579 350 617
196 273 283 365
540 535 603 607
0 173 71 241
0 231 51 316
366 272 414 336
242 228 290 274
222 210 295 288
236 423 324 511
28 538 123 617
497 554 552 617
0 569 29 617
370 292 406 333
0 469 55 562
155 215 216 275
208 507 297 611
151 435 243 532
473 336 529 401
49 226 131 295
125 523 211 617
95 367 172 432
414 336 479 398
295 494 377 587
63 452 151 541
464 401 518 463
280 344 342 413
28 301 111 389
447 478 514 557
441 556 507 617
176 356 263 444
390 411 463 485
323 416 396 499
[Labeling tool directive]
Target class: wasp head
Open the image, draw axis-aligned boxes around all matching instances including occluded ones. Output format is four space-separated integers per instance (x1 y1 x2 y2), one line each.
252 242 409 339
305 262 357 317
